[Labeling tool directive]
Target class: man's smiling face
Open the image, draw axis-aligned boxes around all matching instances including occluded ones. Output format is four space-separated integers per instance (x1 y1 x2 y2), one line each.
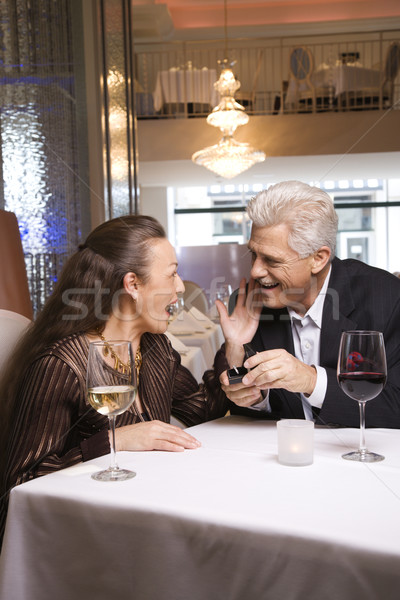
248 223 319 316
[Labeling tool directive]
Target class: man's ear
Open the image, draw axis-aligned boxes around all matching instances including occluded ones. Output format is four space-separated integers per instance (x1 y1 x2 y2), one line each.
311 246 331 274
123 272 139 298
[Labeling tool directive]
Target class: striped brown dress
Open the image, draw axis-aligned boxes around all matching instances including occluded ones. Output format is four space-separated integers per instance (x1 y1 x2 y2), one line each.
0 332 229 546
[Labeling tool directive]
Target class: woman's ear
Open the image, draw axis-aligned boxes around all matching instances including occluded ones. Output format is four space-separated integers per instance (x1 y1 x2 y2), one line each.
311 246 331 274
123 272 139 299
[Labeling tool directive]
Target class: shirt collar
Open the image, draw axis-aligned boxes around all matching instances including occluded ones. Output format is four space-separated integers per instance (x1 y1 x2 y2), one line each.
288 266 332 329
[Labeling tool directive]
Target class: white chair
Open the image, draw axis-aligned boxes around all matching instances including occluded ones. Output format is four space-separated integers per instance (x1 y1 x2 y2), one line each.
0 309 31 376
288 46 331 112
182 280 209 314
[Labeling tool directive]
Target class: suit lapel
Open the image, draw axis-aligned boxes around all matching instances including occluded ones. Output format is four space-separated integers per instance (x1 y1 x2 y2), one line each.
256 308 305 418
320 258 357 367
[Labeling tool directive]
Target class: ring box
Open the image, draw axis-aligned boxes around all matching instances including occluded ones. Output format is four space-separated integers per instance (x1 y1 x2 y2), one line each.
227 366 248 385
227 343 257 385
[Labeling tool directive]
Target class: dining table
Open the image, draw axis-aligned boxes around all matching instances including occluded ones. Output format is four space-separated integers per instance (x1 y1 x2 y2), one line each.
152 67 218 113
168 308 224 369
165 331 208 384
1 415 400 600
285 62 382 108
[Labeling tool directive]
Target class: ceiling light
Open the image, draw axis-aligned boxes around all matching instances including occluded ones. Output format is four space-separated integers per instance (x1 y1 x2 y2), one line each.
353 179 364 188
191 0 265 179
367 178 379 187
192 134 265 179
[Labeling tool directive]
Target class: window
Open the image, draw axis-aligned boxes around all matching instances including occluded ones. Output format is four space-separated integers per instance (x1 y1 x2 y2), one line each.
172 179 400 273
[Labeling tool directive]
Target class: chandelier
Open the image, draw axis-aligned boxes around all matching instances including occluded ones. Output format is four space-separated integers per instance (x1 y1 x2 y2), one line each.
192 134 266 179
191 2 265 179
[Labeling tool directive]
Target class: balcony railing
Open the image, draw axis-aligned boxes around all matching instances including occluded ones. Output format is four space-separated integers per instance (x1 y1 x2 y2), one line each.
133 29 400 118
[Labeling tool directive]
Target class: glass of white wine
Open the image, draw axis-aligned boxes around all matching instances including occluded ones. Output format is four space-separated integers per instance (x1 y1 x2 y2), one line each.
87 340 137 481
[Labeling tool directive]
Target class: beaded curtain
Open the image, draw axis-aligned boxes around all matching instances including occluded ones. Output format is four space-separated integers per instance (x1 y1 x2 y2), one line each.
0 0 139 313
0 0 83 314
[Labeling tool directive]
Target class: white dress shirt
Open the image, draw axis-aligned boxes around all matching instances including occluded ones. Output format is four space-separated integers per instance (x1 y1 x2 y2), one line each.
250 268 331 421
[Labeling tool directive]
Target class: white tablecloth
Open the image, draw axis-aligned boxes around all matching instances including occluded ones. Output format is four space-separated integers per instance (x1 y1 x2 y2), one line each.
153 68 218 112
179 346 207 383
168 310 224 369
1 416 400 600
165 331 207 383
170 325 224 367
285 63 382 107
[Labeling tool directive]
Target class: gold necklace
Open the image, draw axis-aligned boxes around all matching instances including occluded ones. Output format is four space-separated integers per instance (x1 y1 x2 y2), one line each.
96 329 142 384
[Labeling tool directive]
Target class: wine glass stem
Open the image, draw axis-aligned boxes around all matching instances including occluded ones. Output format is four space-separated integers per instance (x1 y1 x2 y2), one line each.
358 401 367 455
108 415 119 471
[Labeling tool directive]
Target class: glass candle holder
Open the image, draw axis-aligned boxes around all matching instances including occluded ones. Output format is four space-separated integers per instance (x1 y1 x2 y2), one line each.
277 419 314 466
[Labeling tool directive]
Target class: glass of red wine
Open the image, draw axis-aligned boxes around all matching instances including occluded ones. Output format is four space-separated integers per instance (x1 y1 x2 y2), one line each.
337 330 386 462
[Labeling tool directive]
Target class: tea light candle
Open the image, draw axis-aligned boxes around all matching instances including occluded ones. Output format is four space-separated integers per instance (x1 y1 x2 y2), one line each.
277 419 314 466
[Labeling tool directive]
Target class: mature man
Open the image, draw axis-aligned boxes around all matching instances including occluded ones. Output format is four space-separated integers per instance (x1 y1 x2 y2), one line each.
217 180 400 428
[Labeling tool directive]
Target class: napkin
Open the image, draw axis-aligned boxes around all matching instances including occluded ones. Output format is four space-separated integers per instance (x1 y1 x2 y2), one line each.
165 331 189 354
168 309 207 335
188 306 215 329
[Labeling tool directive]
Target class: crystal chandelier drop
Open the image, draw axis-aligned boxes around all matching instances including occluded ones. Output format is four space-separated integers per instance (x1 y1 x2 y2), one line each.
191 2 265 179
206 61 249 132
192 133 266 179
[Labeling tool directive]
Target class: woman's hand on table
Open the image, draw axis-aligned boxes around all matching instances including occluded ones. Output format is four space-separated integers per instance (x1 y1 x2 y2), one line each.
114 420 201 452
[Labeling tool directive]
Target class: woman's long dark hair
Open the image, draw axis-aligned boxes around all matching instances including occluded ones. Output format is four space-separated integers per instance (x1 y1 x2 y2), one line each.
0 214 165 473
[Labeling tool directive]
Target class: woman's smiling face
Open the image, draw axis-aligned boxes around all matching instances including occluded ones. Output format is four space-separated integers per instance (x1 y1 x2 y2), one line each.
248 223 321 316
136 238 185 333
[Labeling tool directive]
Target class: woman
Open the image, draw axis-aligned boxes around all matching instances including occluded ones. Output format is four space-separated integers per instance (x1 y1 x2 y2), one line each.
0 215 228 543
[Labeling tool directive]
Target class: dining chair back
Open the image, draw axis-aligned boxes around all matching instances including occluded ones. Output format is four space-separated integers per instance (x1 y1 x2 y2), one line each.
384 42 400 81
382 41 400 107
288 46 331 112
290 46 314 82
0 309 31 377
0 210 33 320
182 281 209 314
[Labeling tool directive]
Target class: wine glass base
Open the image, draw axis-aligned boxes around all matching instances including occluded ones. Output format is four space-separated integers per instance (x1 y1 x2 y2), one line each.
342 450 385 462
91 467 136 481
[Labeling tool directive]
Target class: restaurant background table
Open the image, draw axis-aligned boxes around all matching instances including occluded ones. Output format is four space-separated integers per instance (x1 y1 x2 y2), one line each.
168 312 224 369
178 345 207 383
165 331 207 384
1 416 400 600
171 325 224 367
153 67 218 112
285 63 382 107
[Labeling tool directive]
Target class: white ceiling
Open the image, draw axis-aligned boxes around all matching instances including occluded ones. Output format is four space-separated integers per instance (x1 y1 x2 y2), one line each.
130 1 400 41
137 152 400 188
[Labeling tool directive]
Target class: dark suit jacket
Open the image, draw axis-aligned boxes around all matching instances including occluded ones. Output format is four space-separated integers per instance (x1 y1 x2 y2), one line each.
228 257 400 428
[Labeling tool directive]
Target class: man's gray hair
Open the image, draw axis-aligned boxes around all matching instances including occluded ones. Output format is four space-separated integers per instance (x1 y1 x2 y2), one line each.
247 180 338 259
